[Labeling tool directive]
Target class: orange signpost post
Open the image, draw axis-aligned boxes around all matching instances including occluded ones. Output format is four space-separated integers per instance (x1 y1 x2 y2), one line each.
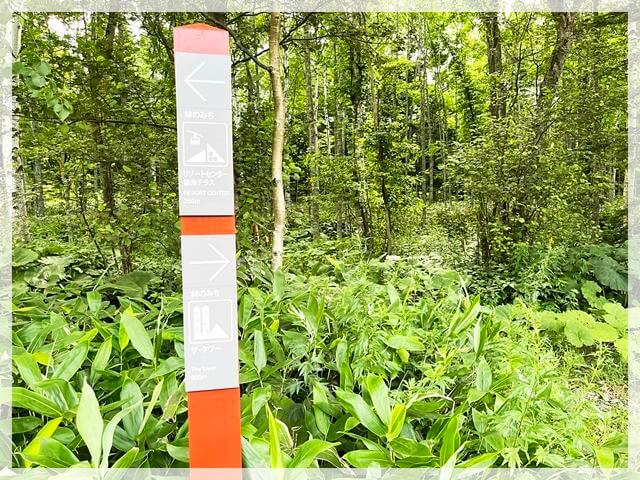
174 24 242 469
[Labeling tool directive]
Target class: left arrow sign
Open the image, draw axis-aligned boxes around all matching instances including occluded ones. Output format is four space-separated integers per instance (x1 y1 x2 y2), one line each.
185 61 225 101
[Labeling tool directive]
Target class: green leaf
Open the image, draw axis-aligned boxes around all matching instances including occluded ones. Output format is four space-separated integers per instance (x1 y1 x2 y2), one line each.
589 322 619 342
167 444 189 463
242 437 269 468
344 449 392 467
22 437 79 468
120 378 144 440
590 256 627 291
101 401 142 469
22 417 62 467
13 247 39 266
564 318 595 347
12 388 63 417
272 269 286 301
603 302 626 331
77 380 103 467
312 381 331 436
87 291 102 314
387 283 400 306
110 447 139 468
91 337 112 382
386 403 406 441
267 407 284 468
111 270 157 297
288 439 339 468
364 374 391 425
535 311 564 332
12 417 42 434
473 318 486 357
53 340 89 380
254 330 267 372
439 414 460 466
384 335 424 352
13 353 43 388
594 447 615 468
475 357 493 393
457 452 498 468
120 308 154 360
336 390 386 437
251 386 271 417
614 337 628 362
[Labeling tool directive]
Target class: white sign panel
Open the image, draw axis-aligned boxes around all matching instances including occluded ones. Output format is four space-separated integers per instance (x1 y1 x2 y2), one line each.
176 51 234 215
181 235 239 392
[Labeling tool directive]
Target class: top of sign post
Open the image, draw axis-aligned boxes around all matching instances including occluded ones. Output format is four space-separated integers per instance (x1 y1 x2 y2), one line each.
174 23 229 56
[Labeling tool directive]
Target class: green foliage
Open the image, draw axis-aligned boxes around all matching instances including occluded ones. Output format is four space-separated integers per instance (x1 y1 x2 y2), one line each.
12 244 628 468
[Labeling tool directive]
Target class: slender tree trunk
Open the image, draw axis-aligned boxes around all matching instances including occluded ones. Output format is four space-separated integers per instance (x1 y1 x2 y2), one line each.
304 23 321 240
349 13 372 249
12 18 30 241
483 12 506 119
269 11 287 271
33 158 44 217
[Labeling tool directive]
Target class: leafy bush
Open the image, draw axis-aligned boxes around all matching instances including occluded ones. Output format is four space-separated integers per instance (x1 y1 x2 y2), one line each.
11 246 627 468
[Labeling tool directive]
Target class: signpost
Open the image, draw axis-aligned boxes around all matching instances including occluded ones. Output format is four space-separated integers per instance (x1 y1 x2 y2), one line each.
174 24 241 468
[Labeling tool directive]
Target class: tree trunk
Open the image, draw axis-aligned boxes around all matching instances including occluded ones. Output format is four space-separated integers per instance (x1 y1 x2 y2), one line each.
537 12 578 109
304 23 321 240
483 13 506 119
12 18 30 241
269 11 287 271
33 158 44 217
349 13 372 249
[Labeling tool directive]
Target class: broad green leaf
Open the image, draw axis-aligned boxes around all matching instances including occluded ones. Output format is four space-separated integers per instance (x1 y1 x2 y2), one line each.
594 447 615 468
12 417 42 434
252 385 272 417
22 417 62 467
473 318 486 357
13 353 43 388
101 401 142 469
336 390 386 437
267 407 284 468
110 447 139 469
53 340 89 380
312 381 331 436
120 378 144 440
603 302 627 331
77 381 103 467
384 335 424 352
241 437 269 468
589 322 619 342
120 308 154 360
254 330 267 372
364 374 391 425
13 247 39 266
87 291 102 314
615 337 628 362
139 379 164 435
288 439 339 468
458 452 498 468
273 269 286 301
344 449 392 467
91 337 112 382
21 437 79 468
167 444 189 463
475 357 493 393
386 404 406 441
439 414 460 466
564 318 595 347
12 388 63 417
